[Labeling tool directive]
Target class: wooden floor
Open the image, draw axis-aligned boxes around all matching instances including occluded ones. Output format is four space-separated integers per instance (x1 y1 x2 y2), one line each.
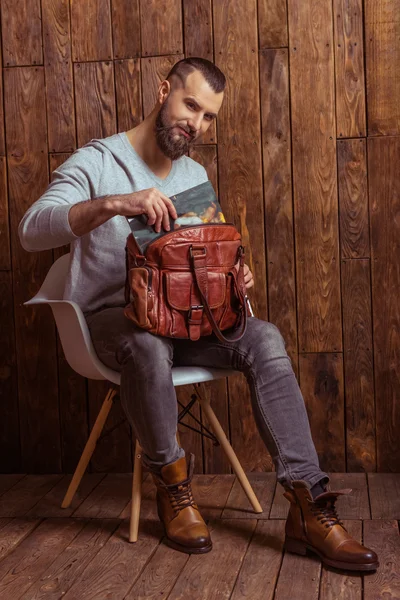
0 472 398 599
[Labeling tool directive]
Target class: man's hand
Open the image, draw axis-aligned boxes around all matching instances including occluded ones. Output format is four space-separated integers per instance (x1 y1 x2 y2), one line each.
113 187 178 232
235 261 254 289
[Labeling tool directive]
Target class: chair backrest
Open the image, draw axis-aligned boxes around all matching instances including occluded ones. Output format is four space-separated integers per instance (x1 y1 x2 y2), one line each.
25 253 120 383
25 254 236 387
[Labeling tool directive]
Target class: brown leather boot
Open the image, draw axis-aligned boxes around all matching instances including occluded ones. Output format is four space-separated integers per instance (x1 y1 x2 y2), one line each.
283 480 379 571
151 453 212 554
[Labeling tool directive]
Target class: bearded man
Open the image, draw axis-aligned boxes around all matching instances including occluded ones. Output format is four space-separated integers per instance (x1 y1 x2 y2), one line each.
19 57 378 571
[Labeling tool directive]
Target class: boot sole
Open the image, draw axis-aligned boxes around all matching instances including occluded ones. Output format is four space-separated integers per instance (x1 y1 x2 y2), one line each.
165 535 213 555
285 536 379 572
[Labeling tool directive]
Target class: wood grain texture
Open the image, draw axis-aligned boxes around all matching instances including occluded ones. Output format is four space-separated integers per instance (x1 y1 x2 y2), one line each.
5 67 61 472
115 59 142 132
0 27 5 155
1 0 43 66
175 385 203 474
0 272 19 472
341 259 375 471
62 520 163 600
222 472 275 519
363 520 400 600
141 54 184 118
189 144 218 193
258 0 288 48
333 0 366 138
74 61 117 148
70 0 113 62
365 0 400 135
183 0 213 61
214 0 267 319
260 48 297 369
299 353 345 472
140 0 183 56
230 520 285 600
0 518 83 599
0 158 10 269
18 519 118 600
111 0 141 59
368 473 400 519
42 0 76 153
368 136 400 471
337 139 369 259
288 0 342 353
0 475 62 517
168 519 256 600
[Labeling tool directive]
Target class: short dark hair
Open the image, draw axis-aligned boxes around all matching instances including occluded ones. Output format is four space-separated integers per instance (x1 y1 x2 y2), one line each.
166 57 226 93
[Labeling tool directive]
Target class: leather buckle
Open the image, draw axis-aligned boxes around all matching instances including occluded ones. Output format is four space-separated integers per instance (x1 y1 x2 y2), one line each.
188 304 203 320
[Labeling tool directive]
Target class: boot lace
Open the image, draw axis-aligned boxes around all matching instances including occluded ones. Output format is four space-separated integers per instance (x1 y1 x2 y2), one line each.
164 478 197 516
308 497 346 530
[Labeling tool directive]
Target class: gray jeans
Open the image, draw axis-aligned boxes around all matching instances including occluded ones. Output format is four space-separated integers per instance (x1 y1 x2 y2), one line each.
86 308 329 490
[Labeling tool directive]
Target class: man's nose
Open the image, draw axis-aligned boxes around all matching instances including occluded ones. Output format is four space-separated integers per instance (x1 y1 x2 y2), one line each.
188 115 202 132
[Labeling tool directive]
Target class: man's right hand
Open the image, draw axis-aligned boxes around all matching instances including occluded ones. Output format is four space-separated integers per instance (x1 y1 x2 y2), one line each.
113 188 178 233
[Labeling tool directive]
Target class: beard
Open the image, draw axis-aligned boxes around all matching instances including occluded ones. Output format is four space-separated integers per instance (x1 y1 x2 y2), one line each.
155 100 196 160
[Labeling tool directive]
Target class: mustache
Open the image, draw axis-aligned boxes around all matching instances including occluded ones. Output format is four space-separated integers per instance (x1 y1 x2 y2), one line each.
156 123 195 140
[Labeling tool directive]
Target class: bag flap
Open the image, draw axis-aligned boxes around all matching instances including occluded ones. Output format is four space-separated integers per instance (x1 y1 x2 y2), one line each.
165 271 226 310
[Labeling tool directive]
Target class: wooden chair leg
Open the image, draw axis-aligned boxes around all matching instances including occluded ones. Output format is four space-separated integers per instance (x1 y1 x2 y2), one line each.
129 439 143 542
61 387 117 509
198 393 263 513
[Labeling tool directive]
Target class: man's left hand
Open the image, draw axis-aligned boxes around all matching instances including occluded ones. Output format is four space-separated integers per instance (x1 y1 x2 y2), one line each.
235 261 254 289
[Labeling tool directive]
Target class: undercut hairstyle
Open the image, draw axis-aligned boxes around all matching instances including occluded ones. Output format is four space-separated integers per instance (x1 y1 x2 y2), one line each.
166 57 226 93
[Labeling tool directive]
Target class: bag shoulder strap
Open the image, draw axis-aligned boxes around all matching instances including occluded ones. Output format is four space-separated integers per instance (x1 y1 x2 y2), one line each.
190 245 247 343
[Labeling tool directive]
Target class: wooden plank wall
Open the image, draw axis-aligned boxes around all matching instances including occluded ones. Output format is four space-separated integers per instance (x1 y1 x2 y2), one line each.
0 0 399 475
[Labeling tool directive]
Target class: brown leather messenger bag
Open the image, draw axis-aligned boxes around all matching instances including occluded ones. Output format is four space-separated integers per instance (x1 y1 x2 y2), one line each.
124 223 248 342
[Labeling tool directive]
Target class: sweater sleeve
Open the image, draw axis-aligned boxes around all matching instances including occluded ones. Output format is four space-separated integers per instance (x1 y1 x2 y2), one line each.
18 145 103 252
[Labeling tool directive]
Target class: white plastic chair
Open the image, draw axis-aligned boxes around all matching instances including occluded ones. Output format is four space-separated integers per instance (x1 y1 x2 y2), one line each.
25 254 263 541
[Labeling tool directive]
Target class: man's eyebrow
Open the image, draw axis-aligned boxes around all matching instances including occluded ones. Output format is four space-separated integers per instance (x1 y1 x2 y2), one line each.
185 97 217 118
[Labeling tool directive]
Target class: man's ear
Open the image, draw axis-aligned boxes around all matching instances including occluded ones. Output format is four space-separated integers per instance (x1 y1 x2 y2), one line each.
158 80 171 105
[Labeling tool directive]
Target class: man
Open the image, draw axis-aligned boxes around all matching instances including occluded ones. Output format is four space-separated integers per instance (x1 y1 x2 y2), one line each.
19 57 378 570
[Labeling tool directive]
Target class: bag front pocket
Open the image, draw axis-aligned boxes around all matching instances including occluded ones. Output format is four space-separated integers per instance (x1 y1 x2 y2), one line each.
128 266 152 328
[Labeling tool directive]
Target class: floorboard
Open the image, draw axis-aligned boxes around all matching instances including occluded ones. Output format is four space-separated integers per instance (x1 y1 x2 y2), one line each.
0 473 396 599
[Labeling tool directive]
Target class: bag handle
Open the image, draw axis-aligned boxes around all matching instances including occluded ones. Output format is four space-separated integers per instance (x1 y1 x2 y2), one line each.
189 245 247 343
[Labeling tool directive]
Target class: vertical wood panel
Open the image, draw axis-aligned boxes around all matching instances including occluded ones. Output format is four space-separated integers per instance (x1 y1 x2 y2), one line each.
189 144 218 193
71 0 113 62
333 0 366 138
0 24 5 155
288 0 342 353
1 0 43 66
260 48 297 371
115 59 142 133
0 272 19 472
141 55 184 118
42 0 76 153
111 0 141 59
258 0 288 49
140 0 183 57
176 386 203 475
0 159 10 270
368 136 400 471
214 0 269 471
74 61 117 148
299 353 345 472
365 1 400 136
5 67 61 472
341 258 375 471
49 153 89 473
337 139 369 259
183 0 213 61
183 0 216 145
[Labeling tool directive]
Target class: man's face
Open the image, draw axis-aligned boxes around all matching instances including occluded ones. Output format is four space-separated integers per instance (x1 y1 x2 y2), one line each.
155 70 224 160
